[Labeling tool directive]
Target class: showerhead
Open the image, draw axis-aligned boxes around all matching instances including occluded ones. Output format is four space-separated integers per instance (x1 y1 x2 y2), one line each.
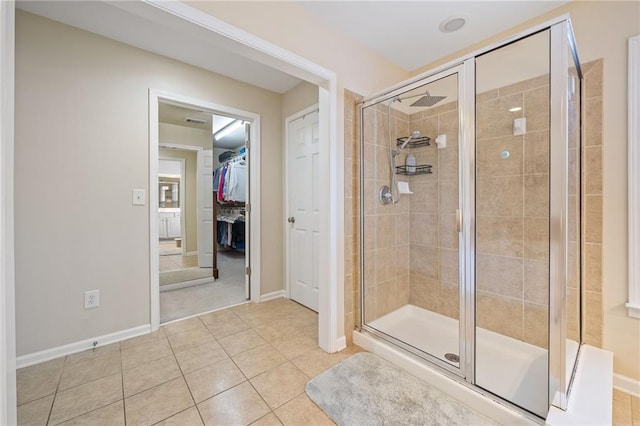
410 91 447 107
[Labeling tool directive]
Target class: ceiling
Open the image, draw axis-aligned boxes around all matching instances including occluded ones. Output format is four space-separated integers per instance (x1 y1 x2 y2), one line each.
17 0 568 98
159 102 246 150
301 1 569 71
16 1 304 94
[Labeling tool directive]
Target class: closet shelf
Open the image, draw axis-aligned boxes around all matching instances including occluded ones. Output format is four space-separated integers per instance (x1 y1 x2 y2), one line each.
396 164 433 175
396 135 431 148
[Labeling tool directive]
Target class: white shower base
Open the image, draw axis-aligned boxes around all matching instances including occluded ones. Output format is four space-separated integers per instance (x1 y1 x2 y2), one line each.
367 304 548 418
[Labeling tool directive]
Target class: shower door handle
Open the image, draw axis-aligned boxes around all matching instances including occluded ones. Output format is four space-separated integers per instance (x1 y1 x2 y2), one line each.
456 209 462 233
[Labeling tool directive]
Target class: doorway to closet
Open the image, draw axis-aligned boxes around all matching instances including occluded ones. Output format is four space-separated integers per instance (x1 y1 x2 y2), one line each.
154 97 253 324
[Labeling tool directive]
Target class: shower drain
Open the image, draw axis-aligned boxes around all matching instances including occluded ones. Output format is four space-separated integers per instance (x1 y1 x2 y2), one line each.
444 353 460 363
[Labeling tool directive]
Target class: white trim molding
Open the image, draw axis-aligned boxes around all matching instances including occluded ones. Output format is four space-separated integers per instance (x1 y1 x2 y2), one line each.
0 0 16 423
614 373 640 398
259 290 286 302
628 34 640 319
16 325 151 369
149 89 262 330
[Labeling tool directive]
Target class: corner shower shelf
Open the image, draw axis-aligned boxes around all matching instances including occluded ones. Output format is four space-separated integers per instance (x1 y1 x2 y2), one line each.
396 136 431 148
396 164 433 175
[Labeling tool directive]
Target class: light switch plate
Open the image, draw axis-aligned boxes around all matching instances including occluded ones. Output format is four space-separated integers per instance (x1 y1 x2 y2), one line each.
132 189 145 206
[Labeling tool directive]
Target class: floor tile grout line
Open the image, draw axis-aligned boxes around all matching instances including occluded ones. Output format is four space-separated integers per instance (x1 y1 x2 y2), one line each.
44 354 67 425
120 342 127 426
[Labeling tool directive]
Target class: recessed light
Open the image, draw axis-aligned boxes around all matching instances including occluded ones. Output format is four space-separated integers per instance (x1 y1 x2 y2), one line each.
439 16 466 33
509 107 522 112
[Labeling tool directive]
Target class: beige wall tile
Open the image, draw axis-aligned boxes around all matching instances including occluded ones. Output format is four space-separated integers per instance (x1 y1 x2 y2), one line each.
439 248 459 285
476 216 523 257
524 260 549 305
476 254 523 299
395 244 410 277
409 245 438 278
409 182 439 215
584 290 603 347
476 89 498 104
375 109 389 147
409 273 439 312
524 85 549 133
438 145 459 181
524 303 548 349
584 243 603 292
376 280 399 317
585 97 603 147
477 93 523 139
584 60 603 99
362 143 376 180
524 217 549 261
477 176 523 217
524 130 549 175
375 247 396 283
376 214 395 249
376 145 391 183
409 214 438 247
585 195 603 243
476 292 523 340
395 214 410 246
499 75 548 96
585 146 603 194
476 135 524 178
438 180 458 214
412 116 438 140
438 214 458 250
524 174 549 218
439 283 460 320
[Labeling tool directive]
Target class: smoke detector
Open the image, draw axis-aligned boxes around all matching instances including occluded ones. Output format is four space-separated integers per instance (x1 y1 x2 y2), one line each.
185 117 206 124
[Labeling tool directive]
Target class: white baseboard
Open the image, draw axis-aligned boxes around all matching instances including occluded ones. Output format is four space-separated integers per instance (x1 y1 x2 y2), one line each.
16 324 151 369
335 335 347 352
260 290 285 302
614 373 640 397
160 277 214 292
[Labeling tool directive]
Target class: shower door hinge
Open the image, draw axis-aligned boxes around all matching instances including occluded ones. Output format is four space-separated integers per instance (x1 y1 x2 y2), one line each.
456 209 462 233
246 266 251 276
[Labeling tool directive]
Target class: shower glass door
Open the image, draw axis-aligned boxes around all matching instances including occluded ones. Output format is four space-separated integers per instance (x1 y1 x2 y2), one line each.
360 67 465 374
474 29 551 417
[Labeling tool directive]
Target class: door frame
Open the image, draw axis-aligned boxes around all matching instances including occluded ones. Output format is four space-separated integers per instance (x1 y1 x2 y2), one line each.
284 103 320 301
2 3 341 416
0 0 16 423
158 155 187 255
150 89 261 330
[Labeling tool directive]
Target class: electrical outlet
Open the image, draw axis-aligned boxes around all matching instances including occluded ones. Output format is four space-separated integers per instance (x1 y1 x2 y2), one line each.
84 290 100 309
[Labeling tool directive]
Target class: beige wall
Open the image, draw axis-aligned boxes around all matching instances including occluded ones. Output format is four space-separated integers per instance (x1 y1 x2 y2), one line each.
410 0 640 384
14 11 285 355
282 82 319 119
159 148 197 253
159 123 212 151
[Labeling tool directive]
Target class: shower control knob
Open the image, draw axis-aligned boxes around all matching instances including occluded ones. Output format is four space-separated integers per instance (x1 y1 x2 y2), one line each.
288 216 296 224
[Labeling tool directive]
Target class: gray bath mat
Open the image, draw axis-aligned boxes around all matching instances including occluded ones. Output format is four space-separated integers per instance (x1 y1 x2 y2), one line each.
305 352 497 426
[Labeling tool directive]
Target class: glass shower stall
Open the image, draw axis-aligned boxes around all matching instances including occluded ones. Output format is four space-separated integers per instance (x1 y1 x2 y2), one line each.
358 18 582 419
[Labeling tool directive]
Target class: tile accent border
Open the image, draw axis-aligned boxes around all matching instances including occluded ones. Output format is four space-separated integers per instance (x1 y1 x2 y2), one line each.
16 325 150 369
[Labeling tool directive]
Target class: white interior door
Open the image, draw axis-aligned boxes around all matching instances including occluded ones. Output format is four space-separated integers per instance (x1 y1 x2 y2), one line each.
198 150 214 268
287 109 320 311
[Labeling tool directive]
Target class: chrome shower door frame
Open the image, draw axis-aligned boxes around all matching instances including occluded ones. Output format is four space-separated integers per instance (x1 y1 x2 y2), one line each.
359 64 470 380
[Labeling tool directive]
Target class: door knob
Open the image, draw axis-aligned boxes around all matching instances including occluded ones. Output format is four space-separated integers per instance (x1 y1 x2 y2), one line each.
287 216 296 223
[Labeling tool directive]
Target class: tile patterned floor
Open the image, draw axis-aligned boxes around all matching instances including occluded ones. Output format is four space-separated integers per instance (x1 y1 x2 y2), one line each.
613 388 640 426
17 298 362 425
